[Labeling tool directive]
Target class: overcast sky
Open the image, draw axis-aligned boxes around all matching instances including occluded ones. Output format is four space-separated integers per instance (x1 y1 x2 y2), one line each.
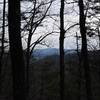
0 0 99 50
20 0 80 49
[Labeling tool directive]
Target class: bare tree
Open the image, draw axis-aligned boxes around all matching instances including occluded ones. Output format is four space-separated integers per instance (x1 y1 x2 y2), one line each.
75 32 81 100
0 0 6 95
0 0 6 77
59 0 65 100
78 0 92 100
21 0 53 96
8 0 27 100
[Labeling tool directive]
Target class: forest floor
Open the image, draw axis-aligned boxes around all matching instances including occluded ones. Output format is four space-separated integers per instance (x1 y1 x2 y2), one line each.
0 50 100 100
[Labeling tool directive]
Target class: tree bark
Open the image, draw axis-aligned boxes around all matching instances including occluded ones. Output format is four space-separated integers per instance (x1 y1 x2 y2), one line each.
59 0 65 100
8 0 26 100
76 32 81 100
0 0 6 94
79 0 92 100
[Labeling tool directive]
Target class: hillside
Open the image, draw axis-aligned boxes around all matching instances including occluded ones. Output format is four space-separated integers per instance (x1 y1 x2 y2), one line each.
30 50 100 100
32 48 77 59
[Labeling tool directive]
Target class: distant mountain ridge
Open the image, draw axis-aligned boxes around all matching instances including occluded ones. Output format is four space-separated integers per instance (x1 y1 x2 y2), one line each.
32 48 77 59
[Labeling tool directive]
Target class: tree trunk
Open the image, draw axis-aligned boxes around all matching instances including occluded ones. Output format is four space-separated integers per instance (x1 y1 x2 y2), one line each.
8 0 26 100
0 0 6 94
78 0 92 100
76 32 81 100
97 27 100 48
0 0 6 81
59 0 65 100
